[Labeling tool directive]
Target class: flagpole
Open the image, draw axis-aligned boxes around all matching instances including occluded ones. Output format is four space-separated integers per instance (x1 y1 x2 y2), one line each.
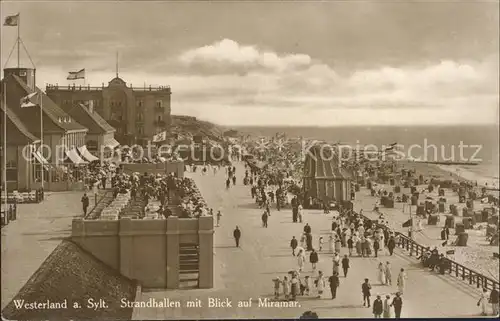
17 14 20 68
40 89 44 189
3 82 8 215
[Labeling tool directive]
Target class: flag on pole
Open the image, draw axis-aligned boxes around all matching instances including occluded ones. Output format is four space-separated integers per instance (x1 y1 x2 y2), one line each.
67 69 85 80
3 14 19 26
152 131 167 143
20 92 39 108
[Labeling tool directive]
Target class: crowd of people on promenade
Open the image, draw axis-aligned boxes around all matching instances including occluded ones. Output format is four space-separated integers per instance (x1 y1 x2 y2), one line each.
186 143 500 318
81 161 212 219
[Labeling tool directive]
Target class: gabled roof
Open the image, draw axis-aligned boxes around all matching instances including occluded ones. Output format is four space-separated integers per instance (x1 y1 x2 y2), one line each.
61 103 115 134
303 145 352 180
6 75 87 132
0 100 39 144
1 240 136 320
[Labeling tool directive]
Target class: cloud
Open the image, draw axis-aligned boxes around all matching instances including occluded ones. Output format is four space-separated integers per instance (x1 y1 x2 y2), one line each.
26 40 498 126
179 39 312 72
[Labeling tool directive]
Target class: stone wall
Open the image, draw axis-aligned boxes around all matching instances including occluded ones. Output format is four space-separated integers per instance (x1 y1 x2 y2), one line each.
71 215 213 289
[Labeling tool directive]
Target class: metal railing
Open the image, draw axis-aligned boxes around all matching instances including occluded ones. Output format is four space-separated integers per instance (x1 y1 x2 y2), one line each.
395 232 499 291
360 210 500 292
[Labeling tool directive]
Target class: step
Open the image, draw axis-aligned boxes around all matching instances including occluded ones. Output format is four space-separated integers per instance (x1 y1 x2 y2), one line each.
179 269 199 274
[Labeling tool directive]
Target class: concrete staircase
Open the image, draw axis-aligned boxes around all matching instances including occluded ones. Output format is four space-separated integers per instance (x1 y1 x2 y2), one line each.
86 191 114 219
121 198 147 219
179 243 199 289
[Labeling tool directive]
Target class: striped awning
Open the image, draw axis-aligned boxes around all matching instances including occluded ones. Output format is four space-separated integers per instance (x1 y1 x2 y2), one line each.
65 148 87 164
78 145 99 162
103 136 120 149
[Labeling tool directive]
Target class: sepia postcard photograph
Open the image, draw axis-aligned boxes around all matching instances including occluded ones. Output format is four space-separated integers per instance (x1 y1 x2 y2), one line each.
1 0 499 319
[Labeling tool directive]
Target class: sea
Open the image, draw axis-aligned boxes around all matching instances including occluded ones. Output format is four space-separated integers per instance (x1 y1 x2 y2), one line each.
235 125 499 188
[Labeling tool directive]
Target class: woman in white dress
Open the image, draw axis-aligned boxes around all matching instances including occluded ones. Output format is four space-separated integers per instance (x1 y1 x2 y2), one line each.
315 271 325 298
297 249 306 272
477 288 489 316
329 235 335 253
397 268 407 294
378 262 386 285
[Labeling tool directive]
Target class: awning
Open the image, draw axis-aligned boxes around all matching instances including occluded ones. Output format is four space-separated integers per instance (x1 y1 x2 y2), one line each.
103 136 120 149
32 151 50 170
78 145 99 162
65 148 88 164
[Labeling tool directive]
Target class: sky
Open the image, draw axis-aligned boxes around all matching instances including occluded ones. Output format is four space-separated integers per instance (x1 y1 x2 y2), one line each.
1 0 499 126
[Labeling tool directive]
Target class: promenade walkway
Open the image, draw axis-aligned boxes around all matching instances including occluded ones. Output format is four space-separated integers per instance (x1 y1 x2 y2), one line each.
137 163 482 319
1 191 92 310
354 183 499 281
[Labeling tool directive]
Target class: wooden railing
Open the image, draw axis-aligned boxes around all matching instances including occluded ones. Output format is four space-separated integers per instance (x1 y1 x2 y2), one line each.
360 214 499 292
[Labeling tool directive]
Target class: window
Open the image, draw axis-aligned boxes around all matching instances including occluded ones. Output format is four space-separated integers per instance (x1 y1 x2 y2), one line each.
136 112 143 122
58 117 62 123
6 161 17 181
137 100 143 108
157 115 162 122
137 126 144 135
156 100 162 108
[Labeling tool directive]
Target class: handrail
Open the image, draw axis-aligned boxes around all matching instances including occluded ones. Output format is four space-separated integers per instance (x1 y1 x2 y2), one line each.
84 190 112 219
360 214 499 291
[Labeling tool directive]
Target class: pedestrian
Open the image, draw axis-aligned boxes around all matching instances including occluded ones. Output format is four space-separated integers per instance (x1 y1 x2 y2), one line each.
81 193 89 216
318 237 324 252
490 284 499 316
397 268 407 294
478 288 489 316
226 178 231 189
233 226 241 247
291 274 299 301
385 261 392 285
334 238 341 253
290 236 298 256
232 175 236 185
373 295 383 318
262 211 269 228
387 236 396 256
383 295 392 318
315 271 325 298
373 238 380 257
341 255 350 277
272 277 281 300
310 249 319 271
304 223 312 234
306 233 313 251
297 249 305 272
298 204 303 223
328 272 340 299
362 278 372 307
378 262 386 285
347 236 354 256
300 233 306 248
216 210 222 227
390 292 403 318
304 276 311 295
329 235 335 253
282 276 290 300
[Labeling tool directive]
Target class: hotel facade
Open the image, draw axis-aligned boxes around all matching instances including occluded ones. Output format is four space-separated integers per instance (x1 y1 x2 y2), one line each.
46 76 172 146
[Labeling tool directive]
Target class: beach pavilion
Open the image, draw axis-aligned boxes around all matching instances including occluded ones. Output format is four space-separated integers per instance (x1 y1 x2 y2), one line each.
303 144 353 204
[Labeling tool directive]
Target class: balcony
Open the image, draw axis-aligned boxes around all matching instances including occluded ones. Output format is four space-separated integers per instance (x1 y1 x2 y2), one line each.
154 120 166 127
155 106 164 112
